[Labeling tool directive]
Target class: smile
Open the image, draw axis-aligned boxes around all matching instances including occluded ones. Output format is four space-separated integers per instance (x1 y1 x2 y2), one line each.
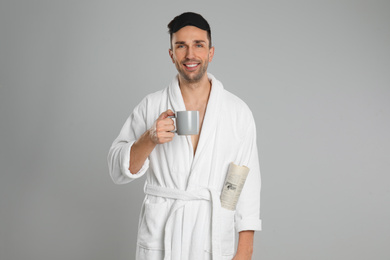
183 63 200 70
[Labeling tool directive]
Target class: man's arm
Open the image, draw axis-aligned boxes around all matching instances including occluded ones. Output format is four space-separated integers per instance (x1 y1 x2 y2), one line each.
129 109 175 174
233 230 254 260
233 112 261 258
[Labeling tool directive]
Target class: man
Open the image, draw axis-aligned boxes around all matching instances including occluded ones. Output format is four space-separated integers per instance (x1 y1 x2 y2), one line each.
108 12 261 260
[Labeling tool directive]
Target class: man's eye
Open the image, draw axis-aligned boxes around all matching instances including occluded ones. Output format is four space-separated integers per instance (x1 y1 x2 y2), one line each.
196 44 203 48
177 45 184 48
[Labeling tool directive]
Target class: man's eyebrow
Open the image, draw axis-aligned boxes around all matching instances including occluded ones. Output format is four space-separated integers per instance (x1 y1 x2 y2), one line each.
174 40 207 45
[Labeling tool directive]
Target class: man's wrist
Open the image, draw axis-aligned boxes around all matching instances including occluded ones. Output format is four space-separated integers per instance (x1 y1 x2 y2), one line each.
143 129 157 146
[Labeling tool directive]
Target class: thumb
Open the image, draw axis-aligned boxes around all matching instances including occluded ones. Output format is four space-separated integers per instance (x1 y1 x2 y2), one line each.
158 109 174 120
166 109 175 117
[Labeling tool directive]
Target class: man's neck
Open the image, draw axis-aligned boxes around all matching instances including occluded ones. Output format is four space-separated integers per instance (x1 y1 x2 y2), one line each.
178 74 211 109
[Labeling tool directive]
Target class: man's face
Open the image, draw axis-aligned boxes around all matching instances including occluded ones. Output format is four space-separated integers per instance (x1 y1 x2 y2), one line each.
169 26 214 84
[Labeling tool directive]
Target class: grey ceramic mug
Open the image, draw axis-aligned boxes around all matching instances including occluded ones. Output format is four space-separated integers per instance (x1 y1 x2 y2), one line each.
170 111 199 135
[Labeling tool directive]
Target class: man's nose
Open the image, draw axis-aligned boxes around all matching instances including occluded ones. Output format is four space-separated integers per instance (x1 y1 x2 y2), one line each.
185 46 195 59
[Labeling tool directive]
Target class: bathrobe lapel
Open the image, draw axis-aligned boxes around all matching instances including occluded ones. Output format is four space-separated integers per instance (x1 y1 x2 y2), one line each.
168 75 186 113
191 74 223 170
167 74 193 165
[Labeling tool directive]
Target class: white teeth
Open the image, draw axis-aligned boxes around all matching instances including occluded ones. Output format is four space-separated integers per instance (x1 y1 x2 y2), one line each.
186 64 198 68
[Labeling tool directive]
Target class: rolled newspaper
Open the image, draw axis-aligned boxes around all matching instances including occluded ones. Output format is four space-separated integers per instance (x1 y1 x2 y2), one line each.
220 162 250 210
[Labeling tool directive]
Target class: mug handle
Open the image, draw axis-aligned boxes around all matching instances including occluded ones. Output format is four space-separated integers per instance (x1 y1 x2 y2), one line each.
168 115 177 133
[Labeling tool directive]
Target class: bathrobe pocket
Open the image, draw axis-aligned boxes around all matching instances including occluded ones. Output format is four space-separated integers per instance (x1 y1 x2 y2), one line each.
220 208 235 256
204 208 235 256
137 198 169 250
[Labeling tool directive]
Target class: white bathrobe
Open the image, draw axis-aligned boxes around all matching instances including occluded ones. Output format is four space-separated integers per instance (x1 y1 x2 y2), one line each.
108 73 261 260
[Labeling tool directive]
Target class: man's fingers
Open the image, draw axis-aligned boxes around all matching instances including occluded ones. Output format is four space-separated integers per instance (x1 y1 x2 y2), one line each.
152 110 176 144
155 131 175 143
156 118 174 131
158 112 168 120
156 125 175 134
158 109 175 119
163 132 175 139
163 124 175 132
161 117 174 126
166 109 175 117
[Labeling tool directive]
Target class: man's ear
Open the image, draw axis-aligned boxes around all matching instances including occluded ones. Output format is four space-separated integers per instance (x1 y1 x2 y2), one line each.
208 46 215 62
169 49 175 63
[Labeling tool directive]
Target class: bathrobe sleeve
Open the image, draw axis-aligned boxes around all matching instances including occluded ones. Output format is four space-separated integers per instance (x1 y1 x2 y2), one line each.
234 112 262 232
107 99 150 184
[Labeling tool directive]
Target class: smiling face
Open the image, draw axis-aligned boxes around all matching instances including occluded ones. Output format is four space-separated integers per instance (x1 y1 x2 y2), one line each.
169 26 215 84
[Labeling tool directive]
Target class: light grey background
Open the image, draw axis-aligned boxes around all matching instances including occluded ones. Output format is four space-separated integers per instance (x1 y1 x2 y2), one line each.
1 0 389 259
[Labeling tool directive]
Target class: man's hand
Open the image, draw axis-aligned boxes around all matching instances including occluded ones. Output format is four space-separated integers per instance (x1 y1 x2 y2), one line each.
129 109 175 174
149 109 175 144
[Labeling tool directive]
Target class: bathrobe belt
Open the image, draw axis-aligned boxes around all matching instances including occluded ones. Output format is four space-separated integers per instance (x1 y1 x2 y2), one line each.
145 184 224 260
